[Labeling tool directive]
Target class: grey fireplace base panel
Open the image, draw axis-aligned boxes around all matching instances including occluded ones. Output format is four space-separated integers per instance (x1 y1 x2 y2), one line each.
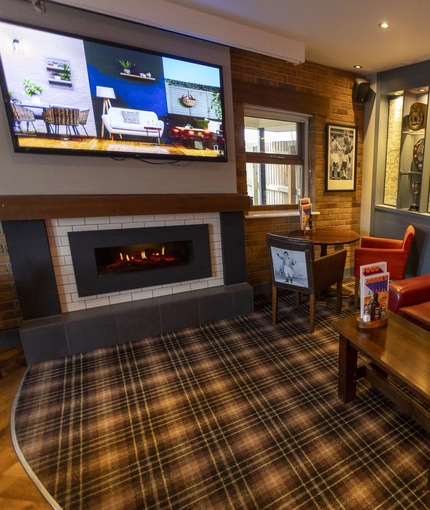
20 283 254 365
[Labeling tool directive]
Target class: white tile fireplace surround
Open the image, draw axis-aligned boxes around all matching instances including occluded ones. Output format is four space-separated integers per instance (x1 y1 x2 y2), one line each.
46 213 223 313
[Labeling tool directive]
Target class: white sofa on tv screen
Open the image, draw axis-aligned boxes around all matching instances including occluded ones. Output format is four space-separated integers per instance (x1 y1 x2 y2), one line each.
102 107 164 142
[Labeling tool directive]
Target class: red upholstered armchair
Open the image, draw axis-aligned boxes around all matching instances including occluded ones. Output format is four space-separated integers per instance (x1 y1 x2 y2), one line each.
388 274 430 332
353 225 415 311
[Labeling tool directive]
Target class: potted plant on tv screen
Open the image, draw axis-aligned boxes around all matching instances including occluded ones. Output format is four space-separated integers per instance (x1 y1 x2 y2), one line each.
210 91 222 120
8 90 18 104
118 60 135 74
59 63 71 81
23 78 43 105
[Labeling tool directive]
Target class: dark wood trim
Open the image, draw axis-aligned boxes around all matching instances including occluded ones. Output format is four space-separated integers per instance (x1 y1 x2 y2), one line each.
232 80 330 117
0 194 251 220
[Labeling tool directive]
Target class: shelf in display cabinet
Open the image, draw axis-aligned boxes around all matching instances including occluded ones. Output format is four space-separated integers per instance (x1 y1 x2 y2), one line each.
403 129 425 136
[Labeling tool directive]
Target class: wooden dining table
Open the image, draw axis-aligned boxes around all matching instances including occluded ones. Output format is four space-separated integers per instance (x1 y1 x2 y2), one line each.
287 228 360 256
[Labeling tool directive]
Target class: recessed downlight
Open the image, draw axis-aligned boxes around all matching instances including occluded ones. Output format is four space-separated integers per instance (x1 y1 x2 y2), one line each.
378 22 390 29
353 65 362 69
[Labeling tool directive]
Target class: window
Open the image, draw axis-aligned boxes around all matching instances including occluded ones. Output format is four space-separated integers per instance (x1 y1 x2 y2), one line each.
245 106 309 206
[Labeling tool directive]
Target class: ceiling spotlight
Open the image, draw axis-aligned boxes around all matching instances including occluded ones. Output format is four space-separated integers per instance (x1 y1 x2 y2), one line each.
353 65 362 69
378 22 390 29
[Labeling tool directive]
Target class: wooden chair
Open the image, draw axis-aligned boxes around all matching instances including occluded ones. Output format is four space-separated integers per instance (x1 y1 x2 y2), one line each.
267 233 347 333
353 225 415 311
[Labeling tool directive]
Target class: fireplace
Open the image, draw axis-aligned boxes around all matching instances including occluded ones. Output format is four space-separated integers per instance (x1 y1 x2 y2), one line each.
4 208 253 364
68 224 212 297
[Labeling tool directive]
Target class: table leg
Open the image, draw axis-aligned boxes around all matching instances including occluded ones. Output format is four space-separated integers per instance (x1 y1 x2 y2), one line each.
317 243 329 298
428 465 430 491
338 334 358 403
317 246 329 297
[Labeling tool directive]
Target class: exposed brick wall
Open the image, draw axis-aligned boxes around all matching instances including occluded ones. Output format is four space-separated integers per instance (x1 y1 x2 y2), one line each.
0 224 22 330
231 48 365 289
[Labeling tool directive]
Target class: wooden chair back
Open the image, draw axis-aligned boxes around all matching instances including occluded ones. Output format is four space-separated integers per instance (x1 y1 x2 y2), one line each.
267 233 347 333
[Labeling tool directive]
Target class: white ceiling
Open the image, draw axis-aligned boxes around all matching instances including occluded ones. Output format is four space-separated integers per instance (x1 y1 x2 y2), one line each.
49 0 430 76
162 0 430 76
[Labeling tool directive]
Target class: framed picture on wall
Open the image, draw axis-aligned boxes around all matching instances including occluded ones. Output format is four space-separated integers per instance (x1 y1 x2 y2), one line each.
325 123 357 191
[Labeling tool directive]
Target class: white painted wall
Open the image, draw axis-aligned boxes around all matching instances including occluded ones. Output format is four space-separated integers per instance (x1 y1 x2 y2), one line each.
50 0 305 65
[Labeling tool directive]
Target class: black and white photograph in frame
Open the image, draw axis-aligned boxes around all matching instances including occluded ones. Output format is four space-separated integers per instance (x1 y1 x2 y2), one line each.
325 123 357 191
270 246 308 288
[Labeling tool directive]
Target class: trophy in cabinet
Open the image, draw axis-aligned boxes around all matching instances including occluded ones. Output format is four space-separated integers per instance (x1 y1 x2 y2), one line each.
409 181 421 211
408 103 426 131
413 138 425 171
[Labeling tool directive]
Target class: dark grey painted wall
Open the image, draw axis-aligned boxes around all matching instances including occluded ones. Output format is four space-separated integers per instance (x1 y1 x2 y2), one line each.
372 59 430 276
373 207 429 277
2 220 61 320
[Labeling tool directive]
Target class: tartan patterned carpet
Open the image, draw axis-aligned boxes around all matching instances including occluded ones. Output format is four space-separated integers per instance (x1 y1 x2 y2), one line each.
12 280 430 509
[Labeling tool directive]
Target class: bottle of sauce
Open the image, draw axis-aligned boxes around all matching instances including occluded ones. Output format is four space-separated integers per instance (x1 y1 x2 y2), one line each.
370 292 380 320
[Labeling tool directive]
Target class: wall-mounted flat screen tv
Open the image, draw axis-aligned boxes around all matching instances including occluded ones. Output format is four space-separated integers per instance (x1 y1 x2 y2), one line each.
0 20 227 162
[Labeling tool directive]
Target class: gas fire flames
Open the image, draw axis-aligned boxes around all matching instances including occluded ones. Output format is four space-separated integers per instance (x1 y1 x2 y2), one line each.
106 247 175 271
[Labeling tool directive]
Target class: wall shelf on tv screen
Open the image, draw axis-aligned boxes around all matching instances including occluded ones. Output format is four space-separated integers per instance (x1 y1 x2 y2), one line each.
48 79 72 86
120 73 155 80
46 57 72 87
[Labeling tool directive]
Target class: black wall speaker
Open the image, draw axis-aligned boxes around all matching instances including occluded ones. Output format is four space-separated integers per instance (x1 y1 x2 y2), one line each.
352 78 370 102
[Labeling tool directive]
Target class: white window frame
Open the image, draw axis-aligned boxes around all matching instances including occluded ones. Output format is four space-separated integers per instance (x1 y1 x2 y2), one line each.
245 105 311 203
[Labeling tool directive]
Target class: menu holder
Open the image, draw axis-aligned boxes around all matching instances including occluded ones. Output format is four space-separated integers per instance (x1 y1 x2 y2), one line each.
357 316 388 329
357 261 389 329
299 198 313 231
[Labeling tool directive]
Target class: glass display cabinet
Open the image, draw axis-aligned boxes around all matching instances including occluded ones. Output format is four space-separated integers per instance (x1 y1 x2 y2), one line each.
381 86 430 213
373 61 430 278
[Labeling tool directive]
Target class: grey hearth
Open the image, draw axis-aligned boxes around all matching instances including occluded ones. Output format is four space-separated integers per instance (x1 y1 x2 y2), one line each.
20 283 253 365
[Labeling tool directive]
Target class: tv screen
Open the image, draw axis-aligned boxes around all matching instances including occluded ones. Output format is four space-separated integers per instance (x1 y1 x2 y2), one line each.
0 20 227 162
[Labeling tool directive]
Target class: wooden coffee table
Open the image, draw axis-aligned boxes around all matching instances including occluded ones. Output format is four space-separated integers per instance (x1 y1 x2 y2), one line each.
333 311 430 487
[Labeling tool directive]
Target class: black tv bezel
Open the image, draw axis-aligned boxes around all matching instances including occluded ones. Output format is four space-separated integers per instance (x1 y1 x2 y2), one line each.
0 19 228 163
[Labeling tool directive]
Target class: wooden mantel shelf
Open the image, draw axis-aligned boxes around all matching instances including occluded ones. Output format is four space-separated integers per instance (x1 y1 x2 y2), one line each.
0 194 251 221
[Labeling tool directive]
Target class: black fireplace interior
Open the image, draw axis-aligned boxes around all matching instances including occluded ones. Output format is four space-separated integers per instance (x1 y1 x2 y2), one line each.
69 224 212 297
94 240 193 277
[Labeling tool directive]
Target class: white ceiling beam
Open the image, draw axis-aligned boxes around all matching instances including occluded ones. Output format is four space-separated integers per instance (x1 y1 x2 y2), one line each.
49 0 305 64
